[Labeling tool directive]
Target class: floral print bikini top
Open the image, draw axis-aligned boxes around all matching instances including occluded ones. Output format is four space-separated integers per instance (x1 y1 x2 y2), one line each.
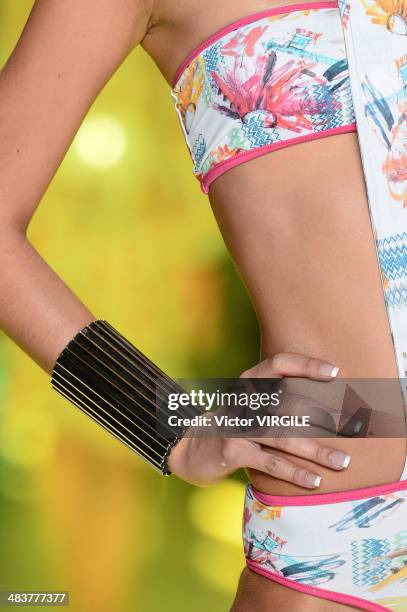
171 0 357 194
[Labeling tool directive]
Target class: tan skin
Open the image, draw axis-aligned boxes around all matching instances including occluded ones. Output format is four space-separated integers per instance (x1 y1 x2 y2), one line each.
0 0 405 610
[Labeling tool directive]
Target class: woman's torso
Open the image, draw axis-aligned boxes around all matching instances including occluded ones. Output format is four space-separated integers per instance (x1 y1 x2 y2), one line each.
142 0 407 494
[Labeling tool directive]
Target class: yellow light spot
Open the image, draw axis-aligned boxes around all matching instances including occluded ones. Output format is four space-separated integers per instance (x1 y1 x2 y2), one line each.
188 479 246 546
75 114 127 169
191 537 245 594
0 411 55 468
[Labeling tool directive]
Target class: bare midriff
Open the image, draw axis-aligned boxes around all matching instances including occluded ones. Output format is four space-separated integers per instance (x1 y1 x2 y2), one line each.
143 0 407 496
209 132 407 496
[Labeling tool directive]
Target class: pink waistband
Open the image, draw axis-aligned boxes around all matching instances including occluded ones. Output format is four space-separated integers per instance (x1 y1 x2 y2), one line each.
251 478 407 506
172 0 340 87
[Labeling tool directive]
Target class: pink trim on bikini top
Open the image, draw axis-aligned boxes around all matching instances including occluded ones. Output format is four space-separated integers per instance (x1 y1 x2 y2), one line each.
200 123 356 193
172 0 340 87
252 478 407 506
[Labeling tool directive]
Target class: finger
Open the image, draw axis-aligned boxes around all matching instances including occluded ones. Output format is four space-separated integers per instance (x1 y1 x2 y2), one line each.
241 442 323 489
241 352 340 381
274 391 339 434
276 392 363 436
246 419 342 440
248 436 351 470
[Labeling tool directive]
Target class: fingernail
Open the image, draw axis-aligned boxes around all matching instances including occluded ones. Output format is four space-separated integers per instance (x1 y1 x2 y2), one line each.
329 450 351 468
308 473 322 487
319 363 340 378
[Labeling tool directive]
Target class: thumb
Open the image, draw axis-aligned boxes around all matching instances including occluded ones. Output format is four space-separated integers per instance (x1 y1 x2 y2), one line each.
240 352 340 380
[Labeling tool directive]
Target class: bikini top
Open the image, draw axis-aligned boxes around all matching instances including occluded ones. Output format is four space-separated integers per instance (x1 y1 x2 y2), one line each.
170 1 356 194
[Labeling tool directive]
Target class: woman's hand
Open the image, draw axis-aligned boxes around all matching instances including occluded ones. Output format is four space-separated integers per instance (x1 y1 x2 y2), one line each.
167 352 351 487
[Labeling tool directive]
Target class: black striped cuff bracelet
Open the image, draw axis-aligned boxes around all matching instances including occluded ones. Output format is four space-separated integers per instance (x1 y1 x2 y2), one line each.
51 320 188 475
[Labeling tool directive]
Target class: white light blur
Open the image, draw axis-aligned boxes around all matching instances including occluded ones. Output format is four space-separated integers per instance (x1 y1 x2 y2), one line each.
75 114 128 169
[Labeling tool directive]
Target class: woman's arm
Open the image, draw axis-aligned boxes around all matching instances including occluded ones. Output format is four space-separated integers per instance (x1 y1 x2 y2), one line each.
0 0 152 373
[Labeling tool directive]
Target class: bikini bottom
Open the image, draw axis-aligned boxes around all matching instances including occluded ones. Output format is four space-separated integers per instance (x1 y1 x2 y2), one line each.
243 481 407 611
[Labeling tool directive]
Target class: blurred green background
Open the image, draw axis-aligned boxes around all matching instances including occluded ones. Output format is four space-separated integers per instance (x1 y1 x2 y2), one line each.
0 3 260 612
